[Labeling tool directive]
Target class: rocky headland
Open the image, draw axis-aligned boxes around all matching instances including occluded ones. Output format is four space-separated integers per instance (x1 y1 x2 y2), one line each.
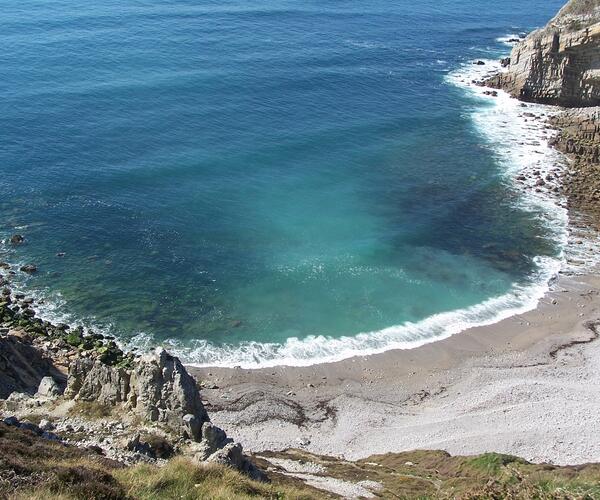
0 277 263 478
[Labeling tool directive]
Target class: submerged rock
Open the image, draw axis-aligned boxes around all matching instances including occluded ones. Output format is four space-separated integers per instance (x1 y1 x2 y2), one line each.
9 234 24 245
19 264 37 274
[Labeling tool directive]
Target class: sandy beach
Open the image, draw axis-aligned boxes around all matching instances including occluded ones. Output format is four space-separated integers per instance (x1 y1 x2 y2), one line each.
190 270 600 465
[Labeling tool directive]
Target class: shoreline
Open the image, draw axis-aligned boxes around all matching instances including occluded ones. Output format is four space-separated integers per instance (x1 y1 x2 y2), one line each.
186 58 600 464
3 0 600 496
1 51 599 468
190 270 600 465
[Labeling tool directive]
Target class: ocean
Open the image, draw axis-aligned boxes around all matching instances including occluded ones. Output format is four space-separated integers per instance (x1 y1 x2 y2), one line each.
0 0 567 367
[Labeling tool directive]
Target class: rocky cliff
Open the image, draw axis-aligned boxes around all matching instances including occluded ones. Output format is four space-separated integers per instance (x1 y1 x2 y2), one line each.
550 107 600 221
486 0 600 224
0 280 263 478
487 0 600 106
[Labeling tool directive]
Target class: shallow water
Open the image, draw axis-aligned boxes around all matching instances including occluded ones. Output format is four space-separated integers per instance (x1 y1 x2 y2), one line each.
0 0 566 366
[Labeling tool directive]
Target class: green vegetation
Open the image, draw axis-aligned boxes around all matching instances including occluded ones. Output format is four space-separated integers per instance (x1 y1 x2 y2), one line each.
67 400 114 419
115 458 315 500
258 449 600 499
0 423 321 500
466 452 527 474
3 422 600 499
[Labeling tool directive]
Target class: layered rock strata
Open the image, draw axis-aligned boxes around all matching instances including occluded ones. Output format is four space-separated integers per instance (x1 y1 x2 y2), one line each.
486 0 600 106
550 107 600 222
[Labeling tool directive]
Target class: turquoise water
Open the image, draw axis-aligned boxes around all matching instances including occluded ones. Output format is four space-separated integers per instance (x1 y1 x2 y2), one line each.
0 0 565 366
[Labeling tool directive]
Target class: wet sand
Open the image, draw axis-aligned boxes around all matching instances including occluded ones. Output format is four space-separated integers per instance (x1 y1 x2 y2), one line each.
189 271 600 465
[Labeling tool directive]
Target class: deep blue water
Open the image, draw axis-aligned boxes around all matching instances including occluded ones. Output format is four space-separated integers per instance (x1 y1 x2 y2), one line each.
0 0 565 366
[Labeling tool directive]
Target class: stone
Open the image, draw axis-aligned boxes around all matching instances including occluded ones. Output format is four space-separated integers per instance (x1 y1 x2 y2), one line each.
19 422 41 434
127 348 209 434
20 264 37 274
3 416 19 426
207 442 244 468
7 392 31 402
39 419 54 431
37 376 62 398
9 234 24 245
183 413 202 441
0 337 64 398
202 422 230 449
66 358 130 405
485 4 600 107
41 431 60 441
295 437 311 446
206 443 265 481
127 433 174 459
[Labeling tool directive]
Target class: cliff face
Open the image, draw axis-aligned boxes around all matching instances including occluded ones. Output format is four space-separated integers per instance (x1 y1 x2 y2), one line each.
487 0 600 106
485 0 600 225
550 107 600 220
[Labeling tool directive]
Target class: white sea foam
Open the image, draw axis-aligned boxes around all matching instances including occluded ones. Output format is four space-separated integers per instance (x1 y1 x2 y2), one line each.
446 58 600 271
164 256 559 368
496 33 525 46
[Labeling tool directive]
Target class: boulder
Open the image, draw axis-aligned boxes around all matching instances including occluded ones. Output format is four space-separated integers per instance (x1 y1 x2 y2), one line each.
128 348 209 435
19 421 41 434
206 442 265 481
9 234 24 245
39 419 54 431
66 358 130 405
182 413 203 441
3 416 19 426
36 376 62 398
127 433 174 459
0 335 65 398
20 265 37 274
207 442 244 468
192 422 232 460
64 347 262 477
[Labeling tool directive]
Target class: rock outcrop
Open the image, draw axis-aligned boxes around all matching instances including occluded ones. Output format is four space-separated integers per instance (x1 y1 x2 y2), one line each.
486 0 600 106
0 334 65 399
549 107 600 220
62 346 263 477
484 0 600 223
66 348 209 441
